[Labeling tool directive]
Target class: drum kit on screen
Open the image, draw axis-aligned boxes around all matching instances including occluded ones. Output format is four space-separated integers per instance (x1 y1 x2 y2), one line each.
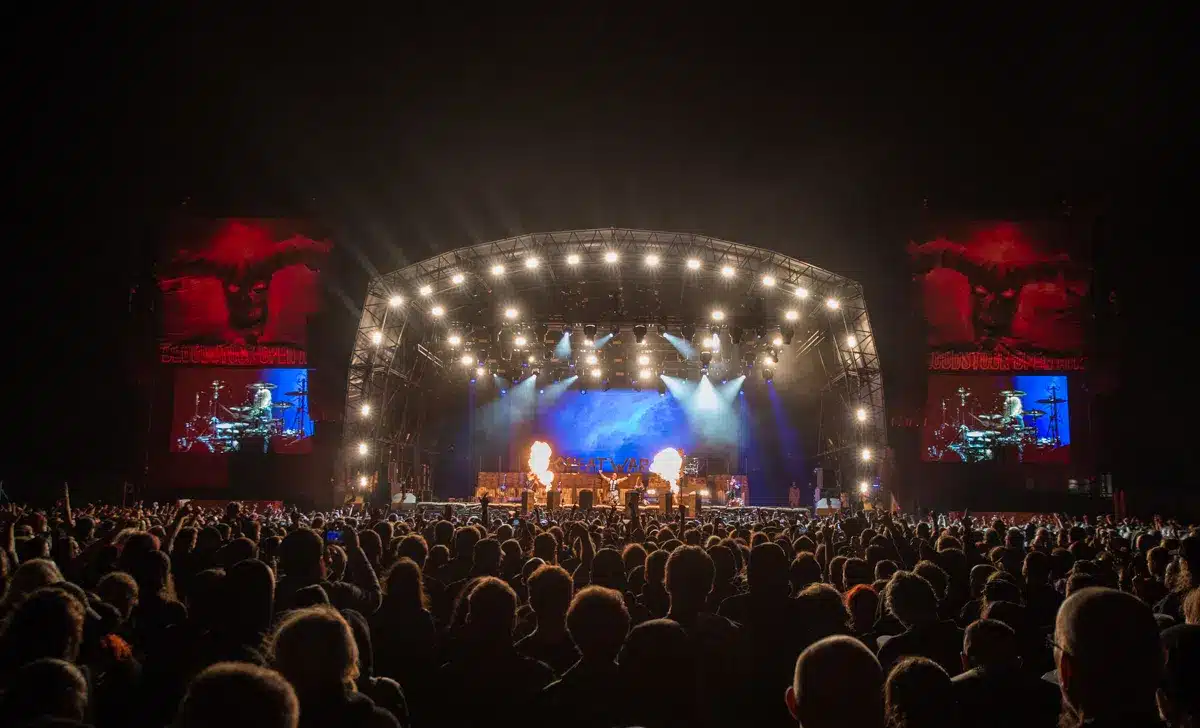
928 383 1066 463
177 378 309 454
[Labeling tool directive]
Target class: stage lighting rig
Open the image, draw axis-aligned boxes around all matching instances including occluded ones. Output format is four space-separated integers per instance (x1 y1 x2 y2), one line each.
700 350 713 366
655 323 667 336
584 324 597 339
681 323 696 342
536 323 550 341
636 354 651 366
729 326 744 344
781 327 795 345
633 323 647 343
763 367 775 381
610 323 621 336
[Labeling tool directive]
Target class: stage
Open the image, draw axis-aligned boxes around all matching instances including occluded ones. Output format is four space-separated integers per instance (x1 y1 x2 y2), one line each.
474 470 749 508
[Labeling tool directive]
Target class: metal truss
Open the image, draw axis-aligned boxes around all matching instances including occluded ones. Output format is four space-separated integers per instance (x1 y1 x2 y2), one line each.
344 228 888 498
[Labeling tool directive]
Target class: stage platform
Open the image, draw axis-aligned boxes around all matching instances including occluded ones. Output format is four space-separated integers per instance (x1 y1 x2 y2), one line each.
474 471 749 509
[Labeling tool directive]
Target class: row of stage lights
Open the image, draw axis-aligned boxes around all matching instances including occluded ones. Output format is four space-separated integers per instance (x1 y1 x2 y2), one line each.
380 252 845 311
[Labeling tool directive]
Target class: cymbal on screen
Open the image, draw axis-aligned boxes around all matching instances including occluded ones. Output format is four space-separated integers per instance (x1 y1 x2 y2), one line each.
998 390 1026 397
247 382 278 390
283 390 309 397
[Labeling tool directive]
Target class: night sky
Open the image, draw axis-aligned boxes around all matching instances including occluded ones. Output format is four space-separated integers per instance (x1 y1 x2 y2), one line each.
3 7 1174 499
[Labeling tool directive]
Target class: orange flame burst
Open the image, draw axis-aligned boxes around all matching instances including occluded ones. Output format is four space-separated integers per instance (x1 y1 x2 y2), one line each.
529 440 555 488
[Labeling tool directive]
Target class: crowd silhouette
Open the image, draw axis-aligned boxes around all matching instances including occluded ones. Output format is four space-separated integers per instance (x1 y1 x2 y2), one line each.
0 492 1197 728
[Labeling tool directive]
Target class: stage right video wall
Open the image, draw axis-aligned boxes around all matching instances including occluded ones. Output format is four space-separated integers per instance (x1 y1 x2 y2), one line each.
911 220 1090 466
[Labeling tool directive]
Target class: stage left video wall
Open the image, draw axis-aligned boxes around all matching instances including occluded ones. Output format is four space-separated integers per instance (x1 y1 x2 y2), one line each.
152 219 332 490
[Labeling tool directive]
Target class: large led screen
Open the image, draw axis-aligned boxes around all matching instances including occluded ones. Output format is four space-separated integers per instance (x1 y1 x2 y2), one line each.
158 219 331 348
171 368 314 454
922 374 1070 464
909 222 1089 355
473 376 744 466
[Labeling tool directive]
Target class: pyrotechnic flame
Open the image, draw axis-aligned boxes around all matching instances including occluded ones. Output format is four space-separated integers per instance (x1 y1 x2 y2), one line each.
529 441 555 487
650 447 683 493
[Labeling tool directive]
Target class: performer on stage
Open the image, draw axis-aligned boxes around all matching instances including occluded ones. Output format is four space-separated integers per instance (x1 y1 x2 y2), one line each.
251 384 273 427
1002 390 1023 427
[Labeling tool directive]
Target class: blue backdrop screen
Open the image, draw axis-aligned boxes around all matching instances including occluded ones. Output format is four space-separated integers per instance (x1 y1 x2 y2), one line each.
545 391 695 464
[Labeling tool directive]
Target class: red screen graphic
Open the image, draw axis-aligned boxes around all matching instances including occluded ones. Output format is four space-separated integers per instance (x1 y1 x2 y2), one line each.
159 219 331 348
171 367 313 455
909 222 1088 355
921 374 1071 465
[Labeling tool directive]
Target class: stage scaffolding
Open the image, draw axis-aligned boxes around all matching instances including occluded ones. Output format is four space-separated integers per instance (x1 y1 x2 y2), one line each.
342 228 887 504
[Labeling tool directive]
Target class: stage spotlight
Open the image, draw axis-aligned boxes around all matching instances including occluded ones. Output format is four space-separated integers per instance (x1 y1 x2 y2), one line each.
476 366 486 377
370 331 383 345
388 294 404 307
729 326 744 344
658 380 667 396
419 284 432 297
861 447 872 461
764 350 778 364
504 307 518 320
637 354 651 366
639 368 652 380
524 257 540 269
772 335 783 346
357 441 369 456
785 309 799 321
527 354 537 363
583 338 594 348
711 310 725 321
655 323 667 336
448 334 462 347
590 368 602 378
633 324 647 343
856 407 868 422
451 273 465 285
583 324 597 339
700 350 713 366
604 251 619 263
491 264 506 276
846 335 857 347
763 367 775 381
721 265 735 278
360 403 371 417
585 354 598 365
795 286 809 299
359 475 369 488
826 297 840 310
645 253 660 267
859 481 869 495
686 258 701 270
681 323 695 342
567 253 581 265
761 275 776 287
430 305 445 317
514 335 528 347
460 354 475 366
607 324 619 337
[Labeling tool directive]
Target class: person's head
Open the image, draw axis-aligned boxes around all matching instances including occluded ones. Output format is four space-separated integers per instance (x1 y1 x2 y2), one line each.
96 571 139 620
748 542 790 596
567 586 630 663
278 528 325 580
842 557 872 590
533 531 558 564
1184 588 1200 625
786 635 884 728
0 658 88 725
874 559 900 582
797 583 851 635
176 662 299 728
1 558 63 607
981 573 1022 606
665 546 714 609
790 552 822 594
968 563 996 598
844 584 879 634
885 657 953 728
1055 587 1162 721
644 549 669 585
0 587 86 669
527 564 572 624
1065 572 1100 598
618 619 696 722
1157 624 1200 728
912 560 948 603
466 576 518 643
962 618 1017 670
453 526 480 561
384 557 428 611
1148 545 1171 579
396 534 428 567
622 543 647 574
885 572 938 628
1022 549 1050 584
268 606 359 695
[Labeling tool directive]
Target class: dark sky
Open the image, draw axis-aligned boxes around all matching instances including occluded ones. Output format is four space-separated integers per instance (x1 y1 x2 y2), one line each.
4 7 1170 491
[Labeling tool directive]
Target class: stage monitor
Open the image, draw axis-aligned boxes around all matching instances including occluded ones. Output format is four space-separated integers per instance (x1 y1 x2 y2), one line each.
170 367 314 454
921 374 1071 464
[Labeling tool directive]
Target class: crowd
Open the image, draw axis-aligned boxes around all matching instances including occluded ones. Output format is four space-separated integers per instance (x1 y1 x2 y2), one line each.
0 490 1197 728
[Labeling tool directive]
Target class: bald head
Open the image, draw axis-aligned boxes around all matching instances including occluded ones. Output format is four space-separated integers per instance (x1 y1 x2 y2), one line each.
1055 587 1162 720
787 635 884 728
